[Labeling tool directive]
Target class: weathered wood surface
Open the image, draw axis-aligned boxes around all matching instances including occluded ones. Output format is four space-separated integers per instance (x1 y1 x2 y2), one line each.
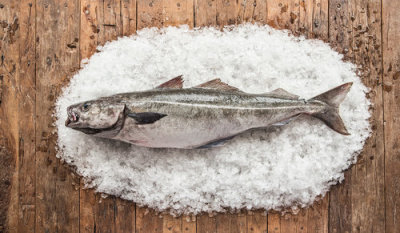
0 0 398 232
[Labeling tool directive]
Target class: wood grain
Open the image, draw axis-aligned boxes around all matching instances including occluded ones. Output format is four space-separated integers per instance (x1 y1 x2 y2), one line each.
182 215 196 233
136 207 163 233
163 214 182 233
195 0 217 27
267 212 280 233
16 0 36 231
216 213 246 233
163 0 194 27
216 0 237 26
197 214 216 233
247 211 267 233
115 199 136 233
137 0 163 29
236 0 267 24
382 0 400 232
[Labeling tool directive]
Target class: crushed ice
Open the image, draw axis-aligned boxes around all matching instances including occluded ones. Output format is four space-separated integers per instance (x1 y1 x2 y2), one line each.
55 24 370 215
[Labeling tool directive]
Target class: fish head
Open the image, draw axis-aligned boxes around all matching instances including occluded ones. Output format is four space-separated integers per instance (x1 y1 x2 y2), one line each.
65 99 126 135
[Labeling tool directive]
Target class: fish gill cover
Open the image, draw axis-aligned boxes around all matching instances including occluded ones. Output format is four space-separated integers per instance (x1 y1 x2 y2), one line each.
55 24 371 215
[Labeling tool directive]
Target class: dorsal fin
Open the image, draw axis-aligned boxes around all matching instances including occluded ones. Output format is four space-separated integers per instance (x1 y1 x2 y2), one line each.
266 88 299 99
195 79 240 91
156 75 183 89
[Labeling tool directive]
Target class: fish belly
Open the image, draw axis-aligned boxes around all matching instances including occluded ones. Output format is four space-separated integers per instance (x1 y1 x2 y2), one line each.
113 104 308 149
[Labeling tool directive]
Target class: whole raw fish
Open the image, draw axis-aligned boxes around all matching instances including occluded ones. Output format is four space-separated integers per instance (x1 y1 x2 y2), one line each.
65 76 352 149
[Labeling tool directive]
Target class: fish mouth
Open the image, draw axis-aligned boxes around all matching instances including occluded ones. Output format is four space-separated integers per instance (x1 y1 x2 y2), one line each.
65 108 80 127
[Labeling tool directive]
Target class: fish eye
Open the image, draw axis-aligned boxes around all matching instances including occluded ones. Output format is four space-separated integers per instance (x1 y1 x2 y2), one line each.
82 103 90 111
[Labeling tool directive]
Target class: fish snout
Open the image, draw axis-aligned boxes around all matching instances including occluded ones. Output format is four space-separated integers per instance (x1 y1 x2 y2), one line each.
65 107 80 127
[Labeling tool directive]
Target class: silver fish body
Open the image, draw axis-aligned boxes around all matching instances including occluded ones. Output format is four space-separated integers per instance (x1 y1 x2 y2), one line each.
65 77 352 149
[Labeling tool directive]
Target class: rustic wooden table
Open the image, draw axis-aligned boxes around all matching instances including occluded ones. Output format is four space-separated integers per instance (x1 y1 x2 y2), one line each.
0 0 398 232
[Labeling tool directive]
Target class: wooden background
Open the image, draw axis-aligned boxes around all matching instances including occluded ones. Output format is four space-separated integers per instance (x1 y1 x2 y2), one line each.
0 0 399 232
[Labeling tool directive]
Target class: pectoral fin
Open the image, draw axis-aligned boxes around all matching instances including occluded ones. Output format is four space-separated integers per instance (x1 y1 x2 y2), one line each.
127 112 167 125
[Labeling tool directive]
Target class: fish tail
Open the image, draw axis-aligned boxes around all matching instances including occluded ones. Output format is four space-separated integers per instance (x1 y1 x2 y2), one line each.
309 82 353 135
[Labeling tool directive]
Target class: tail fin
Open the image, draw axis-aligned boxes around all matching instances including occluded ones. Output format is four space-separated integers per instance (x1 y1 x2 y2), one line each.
309 82 353 135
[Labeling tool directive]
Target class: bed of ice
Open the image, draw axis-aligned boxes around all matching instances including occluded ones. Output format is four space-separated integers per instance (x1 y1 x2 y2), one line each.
55 24 371 215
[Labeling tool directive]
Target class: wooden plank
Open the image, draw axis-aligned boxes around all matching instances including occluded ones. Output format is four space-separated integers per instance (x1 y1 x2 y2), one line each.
0 1 20 231
137 0 163 29
96 195 116 232
329 0 385 233
115 199 136 233
266 0 298 31
136 207 163 233
267 212 280 233
0 139 14 233
182 215 196 233
280 209 308 233
298 0 328 38
35 0 80 232
307 196 329 233
197 214 216 233
0 0 36 232
163 214 182 233
327 2 354 233
328 173 352 233
121 0 137 36
216 0 237 26
382 0 400 232
103 0 122 41
163 0 194 27
215 213 246 233
80 0 102 60
237 0 267 24
247 211 267 233
194 0 217 27
16 0 37 230
349 1 385 232
80 187 95 233
80 191 117 233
